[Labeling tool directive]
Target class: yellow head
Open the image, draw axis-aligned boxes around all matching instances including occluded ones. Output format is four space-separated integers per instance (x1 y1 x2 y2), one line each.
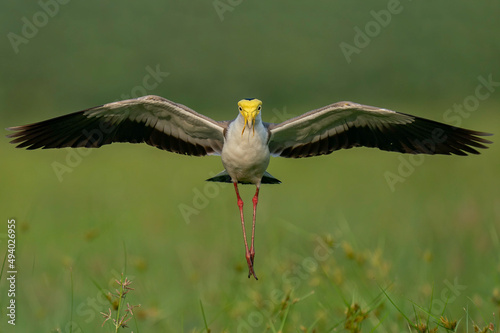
238 98 262 135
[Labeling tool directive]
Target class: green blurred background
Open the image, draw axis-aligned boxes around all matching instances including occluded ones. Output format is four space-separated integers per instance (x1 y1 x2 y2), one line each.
1 0 499 332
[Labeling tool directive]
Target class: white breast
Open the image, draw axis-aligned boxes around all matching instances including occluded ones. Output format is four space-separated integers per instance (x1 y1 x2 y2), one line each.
221 114 270 185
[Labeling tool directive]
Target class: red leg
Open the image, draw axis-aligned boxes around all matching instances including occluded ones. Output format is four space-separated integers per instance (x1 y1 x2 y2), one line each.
250 186 260 267
233 182 258 280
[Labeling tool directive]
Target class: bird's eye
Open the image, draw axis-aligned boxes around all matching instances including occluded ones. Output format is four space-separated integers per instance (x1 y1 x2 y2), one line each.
258 105 262 111
238 106 242 111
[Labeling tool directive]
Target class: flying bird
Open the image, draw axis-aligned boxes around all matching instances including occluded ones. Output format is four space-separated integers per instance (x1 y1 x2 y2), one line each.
6 95 492 279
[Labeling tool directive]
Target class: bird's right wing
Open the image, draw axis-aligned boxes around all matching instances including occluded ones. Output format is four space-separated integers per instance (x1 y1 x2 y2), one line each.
7 95 227 156
267 101 492 158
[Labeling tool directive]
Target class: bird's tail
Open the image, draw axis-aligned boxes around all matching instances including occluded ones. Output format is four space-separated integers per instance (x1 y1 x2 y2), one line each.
206 170 281 184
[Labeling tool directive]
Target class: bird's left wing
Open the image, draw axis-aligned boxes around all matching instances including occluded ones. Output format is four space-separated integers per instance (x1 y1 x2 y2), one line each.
7 95 227 156
267 101 492 158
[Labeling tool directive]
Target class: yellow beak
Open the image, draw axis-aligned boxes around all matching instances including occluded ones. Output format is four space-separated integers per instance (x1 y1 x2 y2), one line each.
241 111 257 136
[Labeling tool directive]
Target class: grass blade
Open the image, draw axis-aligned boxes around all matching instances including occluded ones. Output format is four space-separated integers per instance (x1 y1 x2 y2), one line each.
199 299 210 333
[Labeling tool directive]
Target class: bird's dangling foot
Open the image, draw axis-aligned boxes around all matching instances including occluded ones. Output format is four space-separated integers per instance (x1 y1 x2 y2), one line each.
245 249 258 280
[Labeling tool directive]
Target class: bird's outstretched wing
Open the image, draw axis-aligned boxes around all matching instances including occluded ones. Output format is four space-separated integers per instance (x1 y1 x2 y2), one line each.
7 95 227 156
267 101 492 158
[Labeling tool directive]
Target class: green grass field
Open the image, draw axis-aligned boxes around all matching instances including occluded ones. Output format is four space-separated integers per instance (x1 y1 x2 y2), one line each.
1 1 499 331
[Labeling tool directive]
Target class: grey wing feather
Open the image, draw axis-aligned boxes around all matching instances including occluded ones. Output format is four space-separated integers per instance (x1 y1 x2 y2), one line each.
267 101 492 158
6 95 227 156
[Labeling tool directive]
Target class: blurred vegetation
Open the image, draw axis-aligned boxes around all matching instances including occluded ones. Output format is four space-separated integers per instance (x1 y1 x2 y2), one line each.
0 0 499 332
